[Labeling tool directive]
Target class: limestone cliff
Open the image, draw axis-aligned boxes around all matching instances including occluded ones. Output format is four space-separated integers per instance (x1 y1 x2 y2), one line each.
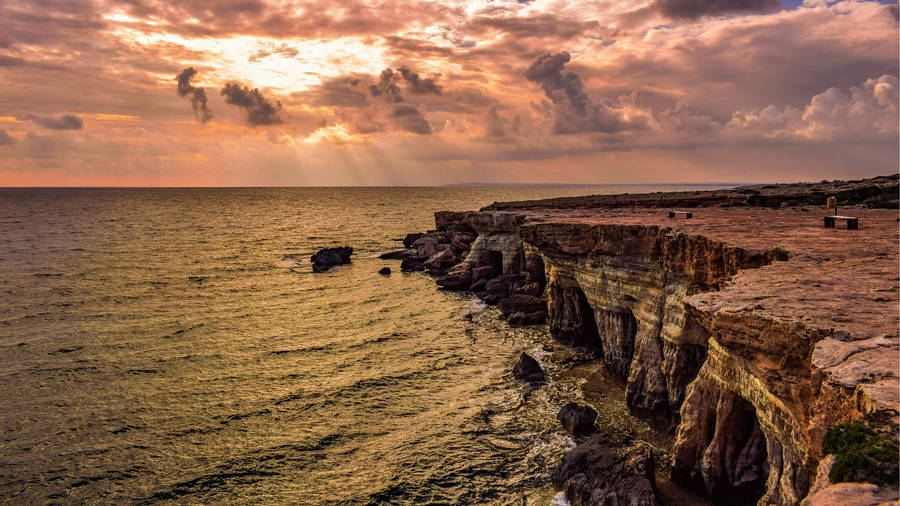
417 181 899 505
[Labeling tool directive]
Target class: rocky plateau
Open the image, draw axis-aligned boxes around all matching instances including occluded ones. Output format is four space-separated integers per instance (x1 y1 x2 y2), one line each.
386 175 899 506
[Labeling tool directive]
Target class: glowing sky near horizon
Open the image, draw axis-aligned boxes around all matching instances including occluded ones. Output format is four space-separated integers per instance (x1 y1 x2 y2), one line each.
0 0 897 186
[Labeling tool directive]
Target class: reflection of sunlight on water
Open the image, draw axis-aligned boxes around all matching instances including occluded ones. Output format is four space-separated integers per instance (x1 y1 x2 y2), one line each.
0 185 725 504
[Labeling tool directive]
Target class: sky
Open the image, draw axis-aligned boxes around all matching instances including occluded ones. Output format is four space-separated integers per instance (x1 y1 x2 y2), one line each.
0 0 897 186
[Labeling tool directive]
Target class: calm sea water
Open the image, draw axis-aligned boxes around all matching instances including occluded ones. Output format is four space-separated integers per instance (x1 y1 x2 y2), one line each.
0 186 730 504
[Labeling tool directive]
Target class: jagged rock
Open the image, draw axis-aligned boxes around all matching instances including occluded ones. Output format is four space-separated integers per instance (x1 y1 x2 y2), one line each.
436 261 472 290
551 432 658 506
424 249 457 272
513 281 543 297
378 267 391 276
379 249 416 260
471 266 496 284
508 310 547 326
557 403 598 435
497 294 545 317
400 257 425 272
412 234 447 259
469 278 487 292
435 211 475 233
311 246 352 272
477 291 504 305
484 277 511 297
402 233 424 248
512 352 545 382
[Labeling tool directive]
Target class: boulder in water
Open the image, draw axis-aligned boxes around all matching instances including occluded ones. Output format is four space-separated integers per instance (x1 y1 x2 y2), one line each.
557 402 598 435
311 246 353 272
551 431 658 506
402 233 425 248
400 257 425 272
513 352 545 382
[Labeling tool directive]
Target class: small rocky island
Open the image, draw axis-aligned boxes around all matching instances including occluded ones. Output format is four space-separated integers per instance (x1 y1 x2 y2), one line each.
387 175 899 506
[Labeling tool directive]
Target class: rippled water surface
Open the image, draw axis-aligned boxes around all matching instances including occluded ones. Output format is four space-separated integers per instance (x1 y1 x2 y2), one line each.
0 186 728 504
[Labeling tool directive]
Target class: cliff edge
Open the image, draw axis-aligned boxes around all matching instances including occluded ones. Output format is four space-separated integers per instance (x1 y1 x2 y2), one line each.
401 175 899 506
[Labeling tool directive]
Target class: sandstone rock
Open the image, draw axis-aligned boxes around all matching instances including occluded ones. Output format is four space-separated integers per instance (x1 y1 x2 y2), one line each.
508 310 547 326
512 352 545 382
311 246 352 272
378 267 391 276
551 432 658 506
484 278 511 297
471 265 496 284
513 281 543 297
400 257 425 272
402 233 424 248
436 261 472 290
497 294 545 317
557 402 598 435
424 249 457 272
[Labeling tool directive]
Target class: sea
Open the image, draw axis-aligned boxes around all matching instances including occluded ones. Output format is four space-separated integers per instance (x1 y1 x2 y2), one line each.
0 185 731 504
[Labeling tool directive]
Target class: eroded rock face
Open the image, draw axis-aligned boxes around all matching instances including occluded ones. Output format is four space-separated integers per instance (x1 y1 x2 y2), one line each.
423 184 899 506
551 432 659 506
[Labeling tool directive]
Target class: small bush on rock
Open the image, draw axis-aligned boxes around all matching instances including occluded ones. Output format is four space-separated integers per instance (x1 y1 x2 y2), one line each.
822 409 899 487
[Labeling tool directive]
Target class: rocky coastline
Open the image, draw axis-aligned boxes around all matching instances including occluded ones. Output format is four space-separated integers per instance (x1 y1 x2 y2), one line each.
383 175 899 506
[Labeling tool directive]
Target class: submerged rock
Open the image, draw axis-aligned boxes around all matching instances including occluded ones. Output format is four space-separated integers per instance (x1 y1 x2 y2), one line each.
512 352 545 383
379 249 416 260
551 431 658 506
378 267 391 276
557 402 598 435
311 246 352 272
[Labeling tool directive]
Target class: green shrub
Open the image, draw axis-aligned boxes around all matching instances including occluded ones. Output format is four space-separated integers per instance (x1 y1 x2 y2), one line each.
822 410 899 487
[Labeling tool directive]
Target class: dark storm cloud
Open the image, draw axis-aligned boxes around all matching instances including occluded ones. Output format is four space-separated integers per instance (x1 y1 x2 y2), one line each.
341 67 436 135
175 67 213 123
656 0 782 19
369 68 404 103
221 83 283 125
525 52 638 135
397 67 442 95
0 129 15 146
27 114 84 130
390 103 432 134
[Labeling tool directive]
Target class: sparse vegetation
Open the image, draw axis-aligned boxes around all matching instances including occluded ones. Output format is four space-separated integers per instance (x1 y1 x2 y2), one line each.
822 410 899 487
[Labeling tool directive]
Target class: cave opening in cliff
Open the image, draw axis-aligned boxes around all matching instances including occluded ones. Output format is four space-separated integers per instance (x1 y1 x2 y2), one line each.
484 250 503 275
712 398 769 505
599 309 637 381
549 283 600 349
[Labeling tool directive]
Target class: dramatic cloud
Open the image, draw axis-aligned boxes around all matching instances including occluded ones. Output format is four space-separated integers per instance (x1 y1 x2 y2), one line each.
0 129 15 145
176 67 213 123
335 67 437 135
525 52 645 134
221 83 283 125
28 114 84 130
0 0 896 185
657 0 782 19
397 67 443 95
